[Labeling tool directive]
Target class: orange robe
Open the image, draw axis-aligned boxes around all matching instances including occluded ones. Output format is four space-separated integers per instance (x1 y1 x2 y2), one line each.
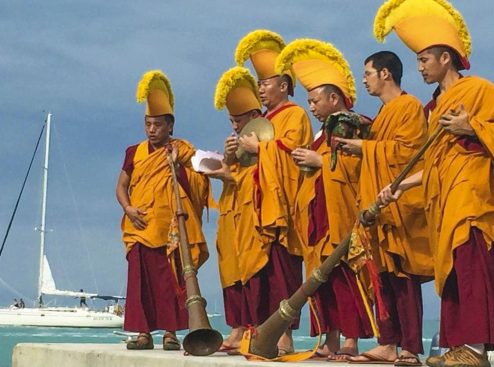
295 130 360 274
121 139 209 273
254 102 313 270
359 94 433 277
216 163 265 287
423 76 494 295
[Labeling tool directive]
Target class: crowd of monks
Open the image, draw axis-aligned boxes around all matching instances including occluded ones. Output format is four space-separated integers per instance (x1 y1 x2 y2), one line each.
115 1 494 367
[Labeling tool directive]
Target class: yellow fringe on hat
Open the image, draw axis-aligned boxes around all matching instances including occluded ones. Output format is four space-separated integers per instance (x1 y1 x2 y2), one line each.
214 66 259 110
234 29 285 66
136 69 175 108
374 0 471 56
275 39 356 103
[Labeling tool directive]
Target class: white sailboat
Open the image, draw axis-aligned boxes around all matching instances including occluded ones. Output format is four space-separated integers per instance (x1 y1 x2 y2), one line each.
0 113 124 328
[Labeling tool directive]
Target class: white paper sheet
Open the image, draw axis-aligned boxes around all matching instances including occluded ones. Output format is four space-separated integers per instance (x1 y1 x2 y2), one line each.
191 150 224 173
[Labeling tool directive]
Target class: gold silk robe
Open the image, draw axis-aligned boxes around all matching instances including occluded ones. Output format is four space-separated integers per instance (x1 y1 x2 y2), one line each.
255 102 313 258
121 139 209 272
424 76 494 295
295 131 360 274
359 94 433 277
216 163 266 287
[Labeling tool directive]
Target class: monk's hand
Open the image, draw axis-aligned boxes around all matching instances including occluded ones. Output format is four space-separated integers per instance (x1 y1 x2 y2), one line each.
359 115 373 125
291 148 322 168
239 132 259 154
333 137 363 156
170 145 179 165
439 105 475 136
125 206 147 230
204 161 234 182
377 184 403 208
224 135 239 165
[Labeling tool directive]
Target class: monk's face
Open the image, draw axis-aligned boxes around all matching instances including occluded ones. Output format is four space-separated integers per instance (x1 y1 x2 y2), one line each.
229 111 255 134
417 49 447 85
362 61 384 97
258 76 284 110
307 87 338 122
144 115 173 148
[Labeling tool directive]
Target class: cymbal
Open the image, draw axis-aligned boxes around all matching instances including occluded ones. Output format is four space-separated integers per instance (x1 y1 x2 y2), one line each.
236 117 274 167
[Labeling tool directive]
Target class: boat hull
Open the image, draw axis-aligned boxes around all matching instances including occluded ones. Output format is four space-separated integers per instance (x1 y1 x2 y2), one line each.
0 307 123 328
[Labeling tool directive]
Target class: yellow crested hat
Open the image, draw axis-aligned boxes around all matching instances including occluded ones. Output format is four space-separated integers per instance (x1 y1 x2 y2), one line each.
214 67 261 116
136 70 174 116
234 29 294 82
374 0 471 69
275 39 356 108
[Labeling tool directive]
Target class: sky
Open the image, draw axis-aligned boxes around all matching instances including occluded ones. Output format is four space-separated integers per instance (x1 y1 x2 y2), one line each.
0 0 492 320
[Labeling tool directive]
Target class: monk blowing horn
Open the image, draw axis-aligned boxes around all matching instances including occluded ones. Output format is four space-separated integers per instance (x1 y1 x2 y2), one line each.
241 126 445 360
166 150 223 356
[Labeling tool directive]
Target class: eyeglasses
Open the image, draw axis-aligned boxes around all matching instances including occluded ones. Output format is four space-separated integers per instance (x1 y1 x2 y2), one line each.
363 70 380 78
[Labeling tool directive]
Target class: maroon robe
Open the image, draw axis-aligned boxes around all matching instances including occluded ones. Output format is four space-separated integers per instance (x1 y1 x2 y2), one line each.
375 271 424 354
440 228 494 348
124 243 187 332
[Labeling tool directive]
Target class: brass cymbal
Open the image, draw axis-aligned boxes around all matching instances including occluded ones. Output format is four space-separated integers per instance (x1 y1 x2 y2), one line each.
236 117 274 167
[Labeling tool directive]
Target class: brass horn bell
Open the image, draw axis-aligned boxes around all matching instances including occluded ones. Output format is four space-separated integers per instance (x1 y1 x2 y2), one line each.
235 117 274 167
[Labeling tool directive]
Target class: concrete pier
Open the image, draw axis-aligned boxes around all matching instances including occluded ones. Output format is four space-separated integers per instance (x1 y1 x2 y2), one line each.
12 343 384 367
12 343 494 367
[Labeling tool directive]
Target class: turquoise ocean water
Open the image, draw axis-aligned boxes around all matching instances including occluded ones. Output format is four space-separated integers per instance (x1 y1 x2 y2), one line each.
0 317 438 367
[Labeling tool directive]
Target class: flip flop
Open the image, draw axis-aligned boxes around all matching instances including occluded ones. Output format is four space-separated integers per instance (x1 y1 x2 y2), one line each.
226 348 241 356
394 355 422 366
329 350 358 363
348 351 396 364
277 346 295 357
218 344 239 353
310 351 333 360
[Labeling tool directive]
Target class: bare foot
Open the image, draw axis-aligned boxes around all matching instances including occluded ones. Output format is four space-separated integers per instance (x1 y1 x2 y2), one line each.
316 344 336 358
332 338 359 361
220 327 246 351
316 330 340 358
277 329 294 355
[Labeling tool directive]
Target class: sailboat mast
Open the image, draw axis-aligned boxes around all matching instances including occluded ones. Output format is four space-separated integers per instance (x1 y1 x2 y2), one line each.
37 113 52 301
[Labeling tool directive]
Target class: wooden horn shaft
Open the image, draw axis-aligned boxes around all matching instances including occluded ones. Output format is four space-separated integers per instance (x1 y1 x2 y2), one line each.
249 126 446 359
248 235 351 359
167 153 223 356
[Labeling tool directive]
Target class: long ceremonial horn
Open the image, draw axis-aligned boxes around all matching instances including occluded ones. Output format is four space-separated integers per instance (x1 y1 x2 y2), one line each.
167 149 223 356
243 126 445 360
360 125 445 225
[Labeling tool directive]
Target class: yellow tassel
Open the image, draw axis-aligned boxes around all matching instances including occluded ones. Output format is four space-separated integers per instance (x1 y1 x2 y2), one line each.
214 66 259 110
355 274 380 338
374 0 471 56
234 29 285 66
135 70 175 108
275 38 356 104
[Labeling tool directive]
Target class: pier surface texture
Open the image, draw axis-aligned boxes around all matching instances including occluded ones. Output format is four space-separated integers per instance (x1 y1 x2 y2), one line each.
11 343 421 367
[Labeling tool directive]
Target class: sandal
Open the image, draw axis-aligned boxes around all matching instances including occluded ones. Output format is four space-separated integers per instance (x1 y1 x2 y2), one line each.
277 346 295 357
219 343 241 355
311 351 334 360
127 332 154 350
395 354 422 366
330 347 358 362
163 331 181 351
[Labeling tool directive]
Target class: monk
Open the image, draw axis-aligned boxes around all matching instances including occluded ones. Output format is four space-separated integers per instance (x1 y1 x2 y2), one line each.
234 30 313 354
116 70 209 351
339 51 433 366
374 1 494 365
207 66 265 354
379 45 494 367
277 38 373 361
